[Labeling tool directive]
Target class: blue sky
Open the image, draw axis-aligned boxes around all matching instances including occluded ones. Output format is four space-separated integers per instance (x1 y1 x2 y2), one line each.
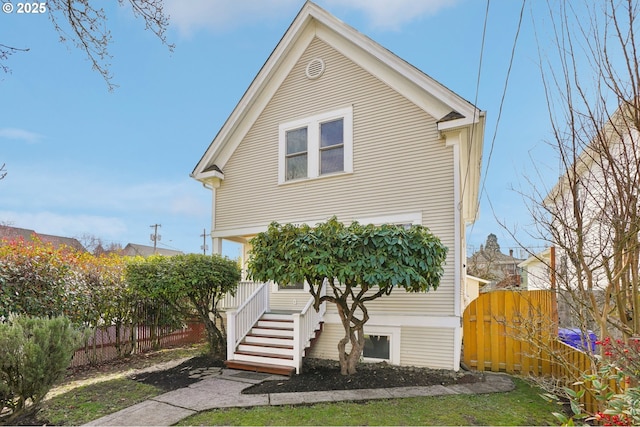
1 0 561 258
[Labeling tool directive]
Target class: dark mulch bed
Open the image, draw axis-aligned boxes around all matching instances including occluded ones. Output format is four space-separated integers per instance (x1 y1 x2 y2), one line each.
242 358 485 394
129 355 225 392
127 356 485 395
127 356 485 394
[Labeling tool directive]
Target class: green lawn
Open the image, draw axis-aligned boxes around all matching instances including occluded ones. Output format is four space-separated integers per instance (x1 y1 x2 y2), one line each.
40 378 161 426
37 344 564 426
177 378 562 426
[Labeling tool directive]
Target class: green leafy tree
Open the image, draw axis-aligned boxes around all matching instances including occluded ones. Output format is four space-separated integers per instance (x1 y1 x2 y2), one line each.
126 254 241 358
248 217 448 375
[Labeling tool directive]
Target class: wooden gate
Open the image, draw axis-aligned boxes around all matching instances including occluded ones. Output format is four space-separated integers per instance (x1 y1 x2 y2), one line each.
462 290 557 375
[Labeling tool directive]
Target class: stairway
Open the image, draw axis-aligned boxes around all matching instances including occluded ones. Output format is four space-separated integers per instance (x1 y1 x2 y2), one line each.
225 312 321 376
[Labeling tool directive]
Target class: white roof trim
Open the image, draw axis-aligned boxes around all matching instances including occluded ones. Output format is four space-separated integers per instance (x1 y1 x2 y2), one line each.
466 274 491 284
192 1 483 179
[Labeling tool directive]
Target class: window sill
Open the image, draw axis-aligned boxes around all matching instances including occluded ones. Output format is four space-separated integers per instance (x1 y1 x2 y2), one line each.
278 171 353 186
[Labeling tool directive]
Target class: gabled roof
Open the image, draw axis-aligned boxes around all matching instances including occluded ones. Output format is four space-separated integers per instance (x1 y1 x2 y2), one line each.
191 1 484 182
0 225 87 252
121 243 183 257
518 248 551 269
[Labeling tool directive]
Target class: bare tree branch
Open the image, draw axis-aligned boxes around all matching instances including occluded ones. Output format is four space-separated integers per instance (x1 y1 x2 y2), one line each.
1 0 173 90
523 0 640 341
0 43 29 74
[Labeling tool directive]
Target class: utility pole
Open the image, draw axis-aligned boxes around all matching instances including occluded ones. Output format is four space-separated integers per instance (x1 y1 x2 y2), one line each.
150 224 161 253
200 228 208 255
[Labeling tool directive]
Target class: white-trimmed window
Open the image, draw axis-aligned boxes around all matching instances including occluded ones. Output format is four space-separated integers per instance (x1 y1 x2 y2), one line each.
272 280 308 292
362 325 400 364
279 107 353 184
363 334 390 360
277 281 305 291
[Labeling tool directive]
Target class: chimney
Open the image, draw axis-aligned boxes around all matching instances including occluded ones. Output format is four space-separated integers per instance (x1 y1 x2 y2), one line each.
509 249 513 257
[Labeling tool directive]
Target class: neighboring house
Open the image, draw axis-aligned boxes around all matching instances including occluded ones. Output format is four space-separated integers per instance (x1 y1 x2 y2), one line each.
0 225 86 252
542 101 640 335
519 248 591 329
121 243 183 257
192 2 485 374
467 234 524 291
465 274 490 305
518 248 552 291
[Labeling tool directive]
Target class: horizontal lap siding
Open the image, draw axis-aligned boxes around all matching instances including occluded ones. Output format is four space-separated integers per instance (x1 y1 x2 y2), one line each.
319 281 454 317
269 291 311 311
307 322 456 369
400 326 455 369
307 323 343 361
217 37 456 315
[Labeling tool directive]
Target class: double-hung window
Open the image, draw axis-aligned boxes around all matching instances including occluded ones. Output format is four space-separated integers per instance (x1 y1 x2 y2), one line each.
285 127 308 180
279 106 353 184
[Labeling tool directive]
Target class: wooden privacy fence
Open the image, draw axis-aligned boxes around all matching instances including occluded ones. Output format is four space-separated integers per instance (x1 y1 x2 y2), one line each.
463 290 557 375
70 321 205 368
462 290 623 413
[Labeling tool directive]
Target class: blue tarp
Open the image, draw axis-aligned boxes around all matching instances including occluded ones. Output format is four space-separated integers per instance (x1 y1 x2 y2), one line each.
558 328 597 352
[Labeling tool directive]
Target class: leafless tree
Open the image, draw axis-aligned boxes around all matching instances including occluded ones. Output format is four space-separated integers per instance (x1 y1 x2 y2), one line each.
0 43 29 74
0 163 6 180
523 0 640 341
1 0 173 90
76 233 123 255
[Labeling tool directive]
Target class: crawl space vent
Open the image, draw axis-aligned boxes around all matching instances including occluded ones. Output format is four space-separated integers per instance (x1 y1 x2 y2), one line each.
305 58 325 80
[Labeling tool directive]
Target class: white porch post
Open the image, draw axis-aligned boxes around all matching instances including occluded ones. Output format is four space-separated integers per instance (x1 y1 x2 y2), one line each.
208 178 222 256
226 309 236 361
211 237 223 255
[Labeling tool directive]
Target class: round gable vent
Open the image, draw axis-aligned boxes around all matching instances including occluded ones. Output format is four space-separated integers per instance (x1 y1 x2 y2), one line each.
305 58 325 80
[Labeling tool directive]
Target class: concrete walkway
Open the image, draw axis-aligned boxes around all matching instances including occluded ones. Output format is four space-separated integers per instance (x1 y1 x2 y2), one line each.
85 368 515 426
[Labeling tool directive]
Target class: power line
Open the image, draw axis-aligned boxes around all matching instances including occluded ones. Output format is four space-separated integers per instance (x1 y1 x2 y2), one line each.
471 0 527 236
479 0 526 203
461 0 490 211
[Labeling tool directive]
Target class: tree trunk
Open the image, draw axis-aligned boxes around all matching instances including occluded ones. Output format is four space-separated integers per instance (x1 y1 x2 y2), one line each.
203 316 225 358
336 306 365 375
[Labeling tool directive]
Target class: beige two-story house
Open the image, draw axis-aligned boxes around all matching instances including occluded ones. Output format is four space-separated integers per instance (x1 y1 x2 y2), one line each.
191 1 485 374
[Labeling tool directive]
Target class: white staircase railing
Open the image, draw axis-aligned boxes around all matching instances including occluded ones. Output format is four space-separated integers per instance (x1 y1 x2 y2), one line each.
226 282 269 361
219 281 263 310
292 281 327 374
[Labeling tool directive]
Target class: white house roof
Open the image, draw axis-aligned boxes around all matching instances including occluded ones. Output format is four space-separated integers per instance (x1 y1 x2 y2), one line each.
466 274 491 285
517 247 551 269
191 1 484 184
